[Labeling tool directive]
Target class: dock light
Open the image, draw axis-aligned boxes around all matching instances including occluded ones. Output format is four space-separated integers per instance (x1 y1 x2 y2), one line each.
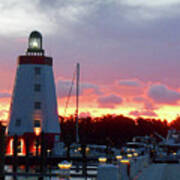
116 155 123 161
120 159 130 165
132 149 135 152
86 147 90 153
74 149 78 152
127 148 130 152
78 147 82 151
47 149 51 157
47 149 51 153
98 157 107 164
58 161 72 170
127 154 133 158
173 152 176 156
58 161 72 180
133 152 138 157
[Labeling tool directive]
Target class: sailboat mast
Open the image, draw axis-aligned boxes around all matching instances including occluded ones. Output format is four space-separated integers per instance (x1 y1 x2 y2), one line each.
76 63 80 144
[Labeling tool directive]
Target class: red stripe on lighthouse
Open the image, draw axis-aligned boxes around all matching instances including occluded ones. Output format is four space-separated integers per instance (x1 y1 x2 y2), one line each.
18 56 52 66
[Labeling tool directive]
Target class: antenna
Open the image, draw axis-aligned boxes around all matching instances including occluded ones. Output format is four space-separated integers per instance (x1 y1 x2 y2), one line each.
75 63 80 144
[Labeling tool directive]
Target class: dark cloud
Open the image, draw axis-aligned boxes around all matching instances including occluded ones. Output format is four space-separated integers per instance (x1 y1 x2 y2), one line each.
1 0 180 88
98 94 123 108
148 84 180 104
118 79 141 87
56 79 102 98
41 0 180 87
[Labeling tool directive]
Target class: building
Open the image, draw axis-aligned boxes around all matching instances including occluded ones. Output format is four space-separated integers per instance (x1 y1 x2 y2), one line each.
6 31 60 155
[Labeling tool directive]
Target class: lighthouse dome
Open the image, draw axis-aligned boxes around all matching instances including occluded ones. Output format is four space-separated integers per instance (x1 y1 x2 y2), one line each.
27 30 44 55
30 31 42 39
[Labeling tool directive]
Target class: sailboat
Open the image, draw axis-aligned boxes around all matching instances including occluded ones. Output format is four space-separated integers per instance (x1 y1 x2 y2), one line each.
52 63 80 156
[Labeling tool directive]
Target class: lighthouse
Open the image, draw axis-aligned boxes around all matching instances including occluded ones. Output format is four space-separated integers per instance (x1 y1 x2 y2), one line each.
6 31 60 155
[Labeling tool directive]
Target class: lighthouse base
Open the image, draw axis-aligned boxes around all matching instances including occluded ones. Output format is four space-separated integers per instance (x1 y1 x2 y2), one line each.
6 132 60 156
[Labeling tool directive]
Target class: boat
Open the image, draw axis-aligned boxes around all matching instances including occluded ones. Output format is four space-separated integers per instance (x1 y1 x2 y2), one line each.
122 136 154 156
154 130 180 162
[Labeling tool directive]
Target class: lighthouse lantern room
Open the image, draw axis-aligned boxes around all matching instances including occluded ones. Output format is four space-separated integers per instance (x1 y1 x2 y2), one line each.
7 31 60 155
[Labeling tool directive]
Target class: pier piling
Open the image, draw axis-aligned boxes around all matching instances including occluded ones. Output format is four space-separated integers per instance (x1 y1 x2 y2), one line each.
0 123 6 180
13 135 18 180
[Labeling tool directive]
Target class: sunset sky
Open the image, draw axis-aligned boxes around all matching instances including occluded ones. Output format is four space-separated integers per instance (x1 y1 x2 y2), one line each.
1 0 180 122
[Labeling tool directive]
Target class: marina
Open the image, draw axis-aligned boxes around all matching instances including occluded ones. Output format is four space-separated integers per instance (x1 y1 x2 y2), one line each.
2 154 180 179
1 128 180 179
0 1 180 179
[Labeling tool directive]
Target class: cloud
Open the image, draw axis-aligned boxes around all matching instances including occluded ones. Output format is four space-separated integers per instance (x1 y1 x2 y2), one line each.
148 84 180 104
144 101 157 111
129 110 157 117
112 79 144 98
0 0 57 37
0 109 8 117
56 79 102 98
120 0 180 21
122 0 180 7
79 112 91 118
1 0 179 39
1 0 180 123
0 92 11 98
133 96 146 102
98 94 123 108
133 96 158 111
1 0 180 87
0 109 9 125
118 79 141 87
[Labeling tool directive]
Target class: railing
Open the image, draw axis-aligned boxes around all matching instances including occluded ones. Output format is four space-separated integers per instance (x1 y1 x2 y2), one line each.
3 166 97 179
97 155 150 180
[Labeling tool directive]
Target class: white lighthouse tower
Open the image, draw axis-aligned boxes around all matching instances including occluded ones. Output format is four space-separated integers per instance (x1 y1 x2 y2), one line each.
6 31 60 155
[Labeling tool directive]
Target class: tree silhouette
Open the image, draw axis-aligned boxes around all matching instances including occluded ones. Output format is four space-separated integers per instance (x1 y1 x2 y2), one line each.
59 114 171 147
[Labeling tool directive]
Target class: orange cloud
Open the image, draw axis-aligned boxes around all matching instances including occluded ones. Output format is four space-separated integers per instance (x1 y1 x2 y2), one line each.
129 110 158 117
1 76 180 123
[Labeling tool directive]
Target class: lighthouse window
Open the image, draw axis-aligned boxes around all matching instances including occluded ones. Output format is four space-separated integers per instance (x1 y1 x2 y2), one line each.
34 84 41 92
34 120 40 127
11 139 23 155
35 67 41 75
34 102 41 109
17 139 23 154
15 119 21 127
